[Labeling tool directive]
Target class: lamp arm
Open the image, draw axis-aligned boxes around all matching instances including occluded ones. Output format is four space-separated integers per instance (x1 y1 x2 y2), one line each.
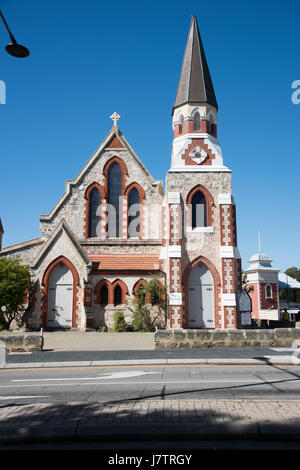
0 9 17 44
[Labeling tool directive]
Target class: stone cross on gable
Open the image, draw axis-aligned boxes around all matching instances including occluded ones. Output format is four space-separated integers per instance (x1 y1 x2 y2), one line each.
110 112 120 127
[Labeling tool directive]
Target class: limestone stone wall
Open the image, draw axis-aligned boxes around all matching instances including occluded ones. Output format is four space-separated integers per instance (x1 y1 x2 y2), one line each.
82 241 161 256
0 239 45 265
155 328 300 349
0 333 42 352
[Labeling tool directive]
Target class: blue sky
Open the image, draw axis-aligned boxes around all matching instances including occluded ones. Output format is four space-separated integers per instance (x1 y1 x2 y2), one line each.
0 0 299 273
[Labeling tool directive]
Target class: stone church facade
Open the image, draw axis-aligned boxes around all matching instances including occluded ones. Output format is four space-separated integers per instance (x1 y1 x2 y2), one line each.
0 17 242 330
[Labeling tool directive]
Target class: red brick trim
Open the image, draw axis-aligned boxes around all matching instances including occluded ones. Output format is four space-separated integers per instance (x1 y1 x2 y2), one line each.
94 279 112 304
41 256 79 328
219 204 234 246
186 184 214 227
232 204 237 247
94 278 128 305
182 256 221 329
124 182 145 200
181 139 216 166
224 306 238 329
125 182 145 239
173 119 217 138
83 182 105 239
106 135 124 148
103 156 128 197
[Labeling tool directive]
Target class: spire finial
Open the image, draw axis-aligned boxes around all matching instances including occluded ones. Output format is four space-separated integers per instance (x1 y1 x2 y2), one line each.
110 111 120 127
258 231 261 253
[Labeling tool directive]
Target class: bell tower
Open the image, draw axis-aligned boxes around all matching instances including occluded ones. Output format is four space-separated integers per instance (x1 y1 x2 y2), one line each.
162 16 242 329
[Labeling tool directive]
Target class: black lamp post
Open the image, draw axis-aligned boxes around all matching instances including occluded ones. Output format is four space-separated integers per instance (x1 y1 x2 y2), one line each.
0 9 30 58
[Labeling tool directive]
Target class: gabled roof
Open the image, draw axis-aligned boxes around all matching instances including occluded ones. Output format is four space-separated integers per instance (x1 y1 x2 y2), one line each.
31 219 91 270
0 237 44 255
173 16 218 114
40 126 158 221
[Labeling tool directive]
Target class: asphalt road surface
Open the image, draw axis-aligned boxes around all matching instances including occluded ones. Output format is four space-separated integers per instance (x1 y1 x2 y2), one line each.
1 363 300 404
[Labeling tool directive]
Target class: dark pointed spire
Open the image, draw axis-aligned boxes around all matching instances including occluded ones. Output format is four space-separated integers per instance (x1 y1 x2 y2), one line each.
173 16 218 114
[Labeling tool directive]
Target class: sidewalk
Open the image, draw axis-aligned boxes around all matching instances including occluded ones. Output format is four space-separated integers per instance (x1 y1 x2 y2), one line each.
1 399 300 444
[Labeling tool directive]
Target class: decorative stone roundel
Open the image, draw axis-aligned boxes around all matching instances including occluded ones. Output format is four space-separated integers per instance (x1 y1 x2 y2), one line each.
189 146 208 164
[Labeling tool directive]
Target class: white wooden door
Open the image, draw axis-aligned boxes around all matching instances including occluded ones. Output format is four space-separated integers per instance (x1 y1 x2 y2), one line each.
189 263 214 328
47 263 73 328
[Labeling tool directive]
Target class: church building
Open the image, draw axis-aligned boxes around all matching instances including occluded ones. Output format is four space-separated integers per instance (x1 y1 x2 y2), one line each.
0 17 242 330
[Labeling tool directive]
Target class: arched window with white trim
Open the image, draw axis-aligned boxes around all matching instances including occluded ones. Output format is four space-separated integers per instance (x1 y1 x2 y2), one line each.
265 284 273 299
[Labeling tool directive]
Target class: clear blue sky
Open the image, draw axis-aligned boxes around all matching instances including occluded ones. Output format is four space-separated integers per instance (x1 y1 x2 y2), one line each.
0 0 299 273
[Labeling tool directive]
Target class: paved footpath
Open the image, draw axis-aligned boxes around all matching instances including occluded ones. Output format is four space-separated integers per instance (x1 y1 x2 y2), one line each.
1 399 300 443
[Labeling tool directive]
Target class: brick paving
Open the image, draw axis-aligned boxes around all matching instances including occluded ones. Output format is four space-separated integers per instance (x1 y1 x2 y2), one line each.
1 400 300 425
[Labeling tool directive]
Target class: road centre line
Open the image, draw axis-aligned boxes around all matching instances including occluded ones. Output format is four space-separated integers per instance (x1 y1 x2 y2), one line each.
1 362 293 373
0 379 275 389
1 364 209 373
11 377 277 383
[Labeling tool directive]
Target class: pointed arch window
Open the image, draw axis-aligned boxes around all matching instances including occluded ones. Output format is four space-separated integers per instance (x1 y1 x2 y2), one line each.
100 285 108 306
192 191 207 228
128 188 140 238
89 187 101 237
108 162 122 238
114 285 123 306
193 112 200 131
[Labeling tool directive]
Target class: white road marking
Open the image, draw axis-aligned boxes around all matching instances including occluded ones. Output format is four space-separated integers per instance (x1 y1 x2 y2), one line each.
12 370 157 383
270 348 299 352
8 352 32 355
0 395 49 399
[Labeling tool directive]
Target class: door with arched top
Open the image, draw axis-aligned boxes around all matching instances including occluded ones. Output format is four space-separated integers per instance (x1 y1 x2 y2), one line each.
188 263 214 328
47 262 73 328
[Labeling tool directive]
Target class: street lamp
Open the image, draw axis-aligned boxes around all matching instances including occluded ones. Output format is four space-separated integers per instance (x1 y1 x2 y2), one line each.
0 9 30 58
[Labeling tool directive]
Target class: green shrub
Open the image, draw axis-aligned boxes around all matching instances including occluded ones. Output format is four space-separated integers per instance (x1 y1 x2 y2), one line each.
97 324 108 332
0 258 31 330
113 311 126 332
131 278 167 332
132 306 156 332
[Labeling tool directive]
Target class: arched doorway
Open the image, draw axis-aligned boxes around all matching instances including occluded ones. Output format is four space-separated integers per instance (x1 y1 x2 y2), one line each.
188 263 214 328
47 262 73 328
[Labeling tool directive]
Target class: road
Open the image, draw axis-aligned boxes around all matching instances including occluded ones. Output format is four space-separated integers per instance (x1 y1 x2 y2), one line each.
1 363 300 403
